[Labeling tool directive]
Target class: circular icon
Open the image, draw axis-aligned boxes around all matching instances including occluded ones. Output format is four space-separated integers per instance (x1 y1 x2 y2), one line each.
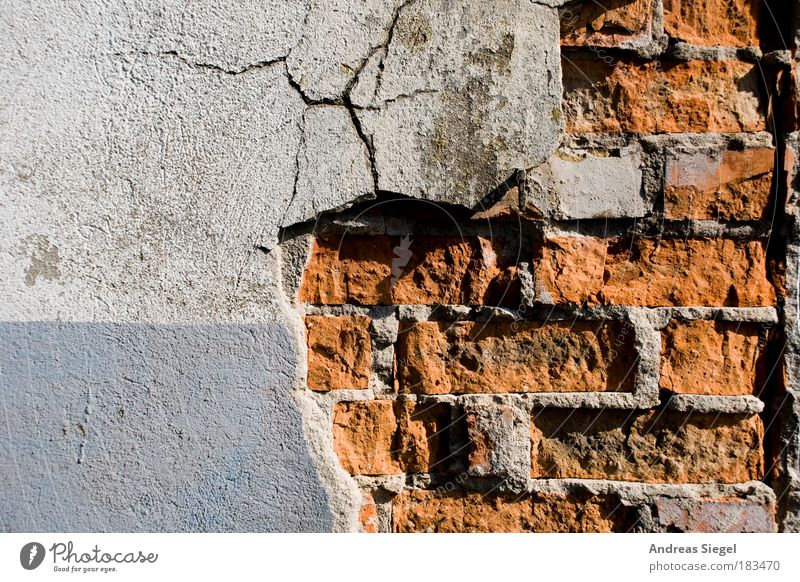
20 542 45 570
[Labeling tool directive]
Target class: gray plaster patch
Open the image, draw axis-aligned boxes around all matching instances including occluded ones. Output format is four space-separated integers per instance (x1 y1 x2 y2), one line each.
354 0 563 207
0 322 332 532
525 147 647 219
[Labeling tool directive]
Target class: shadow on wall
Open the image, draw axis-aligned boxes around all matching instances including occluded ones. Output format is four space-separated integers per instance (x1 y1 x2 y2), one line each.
0 322 331 532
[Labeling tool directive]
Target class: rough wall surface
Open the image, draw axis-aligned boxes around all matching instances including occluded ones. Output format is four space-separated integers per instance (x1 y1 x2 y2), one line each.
2 0 800 532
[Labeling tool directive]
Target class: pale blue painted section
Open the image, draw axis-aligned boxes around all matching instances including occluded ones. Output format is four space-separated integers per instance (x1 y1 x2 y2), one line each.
0 323 331 532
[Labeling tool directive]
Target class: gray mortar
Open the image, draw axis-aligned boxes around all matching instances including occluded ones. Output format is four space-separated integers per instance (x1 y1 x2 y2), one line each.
627 308 663 407
462 402 531 488
666 395 765 415
665 44 762 62
653 307 780 324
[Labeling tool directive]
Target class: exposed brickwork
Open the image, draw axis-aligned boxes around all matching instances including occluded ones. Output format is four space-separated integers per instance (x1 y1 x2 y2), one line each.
535 237 775 307
395 320 637 394
305 315 372 391
300 235 519 306
332 401 451 476
560 0 652 47
663 0 762 47
665 147 775 220
291 0 794 533
563 59 765 134
531 409 764 483
660 320 766 396
393 490 637 533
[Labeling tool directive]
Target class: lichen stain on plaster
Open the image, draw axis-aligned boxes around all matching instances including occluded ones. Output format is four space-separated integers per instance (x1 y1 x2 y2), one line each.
20 234 62 287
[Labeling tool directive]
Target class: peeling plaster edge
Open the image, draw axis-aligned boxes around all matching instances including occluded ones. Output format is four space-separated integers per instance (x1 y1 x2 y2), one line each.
273 243 362 533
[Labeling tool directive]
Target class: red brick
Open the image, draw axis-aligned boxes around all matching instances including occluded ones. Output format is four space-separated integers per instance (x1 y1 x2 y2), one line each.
665 147 775 220
395 320 636 394
535 237 776 307
560 0 652 47
563 59 765 134
332 400 452 476
660 320 766 396
664 0 762 47
531 409 764 483
359 492 379 533
305 315 372 391
300 235 519 306
392 490 637 532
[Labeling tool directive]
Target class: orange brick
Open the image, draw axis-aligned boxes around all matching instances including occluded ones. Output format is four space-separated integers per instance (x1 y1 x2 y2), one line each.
665 147 775 220
660 320 766 396
664 0 762 47
305 315 371 391
560 0 652 47
359 492 379 533
535 237 775 307
332 401 452 475
392 490 636 532
395 320 636 394
300 235 519 306
563 59 765 134
531 409 764 483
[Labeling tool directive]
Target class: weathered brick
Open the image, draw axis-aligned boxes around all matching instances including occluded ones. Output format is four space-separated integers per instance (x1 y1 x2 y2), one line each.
663 0 761 47
300 235 519 306
464 404 523 476
332 400 452 475
665 147 775 220
305 315 372 391
535 237 775 307
660 320 766 396
393 490 636 532
653 497 776 532
359 492 379 533
563 59 765 134
560 0 652 47
531 409 764 483
395 320 636 394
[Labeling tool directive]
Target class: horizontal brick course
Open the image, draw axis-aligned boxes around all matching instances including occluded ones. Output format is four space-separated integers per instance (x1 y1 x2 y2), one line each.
305 315 372 391
531 409 764 483
332 400 452 475
393 490 637 532
300 235 519 306
395 320 637 394
660 319 766 396
563 59 765 134
665 147 775 221
535 237 775 307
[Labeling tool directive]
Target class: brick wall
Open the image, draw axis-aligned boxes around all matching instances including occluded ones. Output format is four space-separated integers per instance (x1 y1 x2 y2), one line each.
283 0 797 532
